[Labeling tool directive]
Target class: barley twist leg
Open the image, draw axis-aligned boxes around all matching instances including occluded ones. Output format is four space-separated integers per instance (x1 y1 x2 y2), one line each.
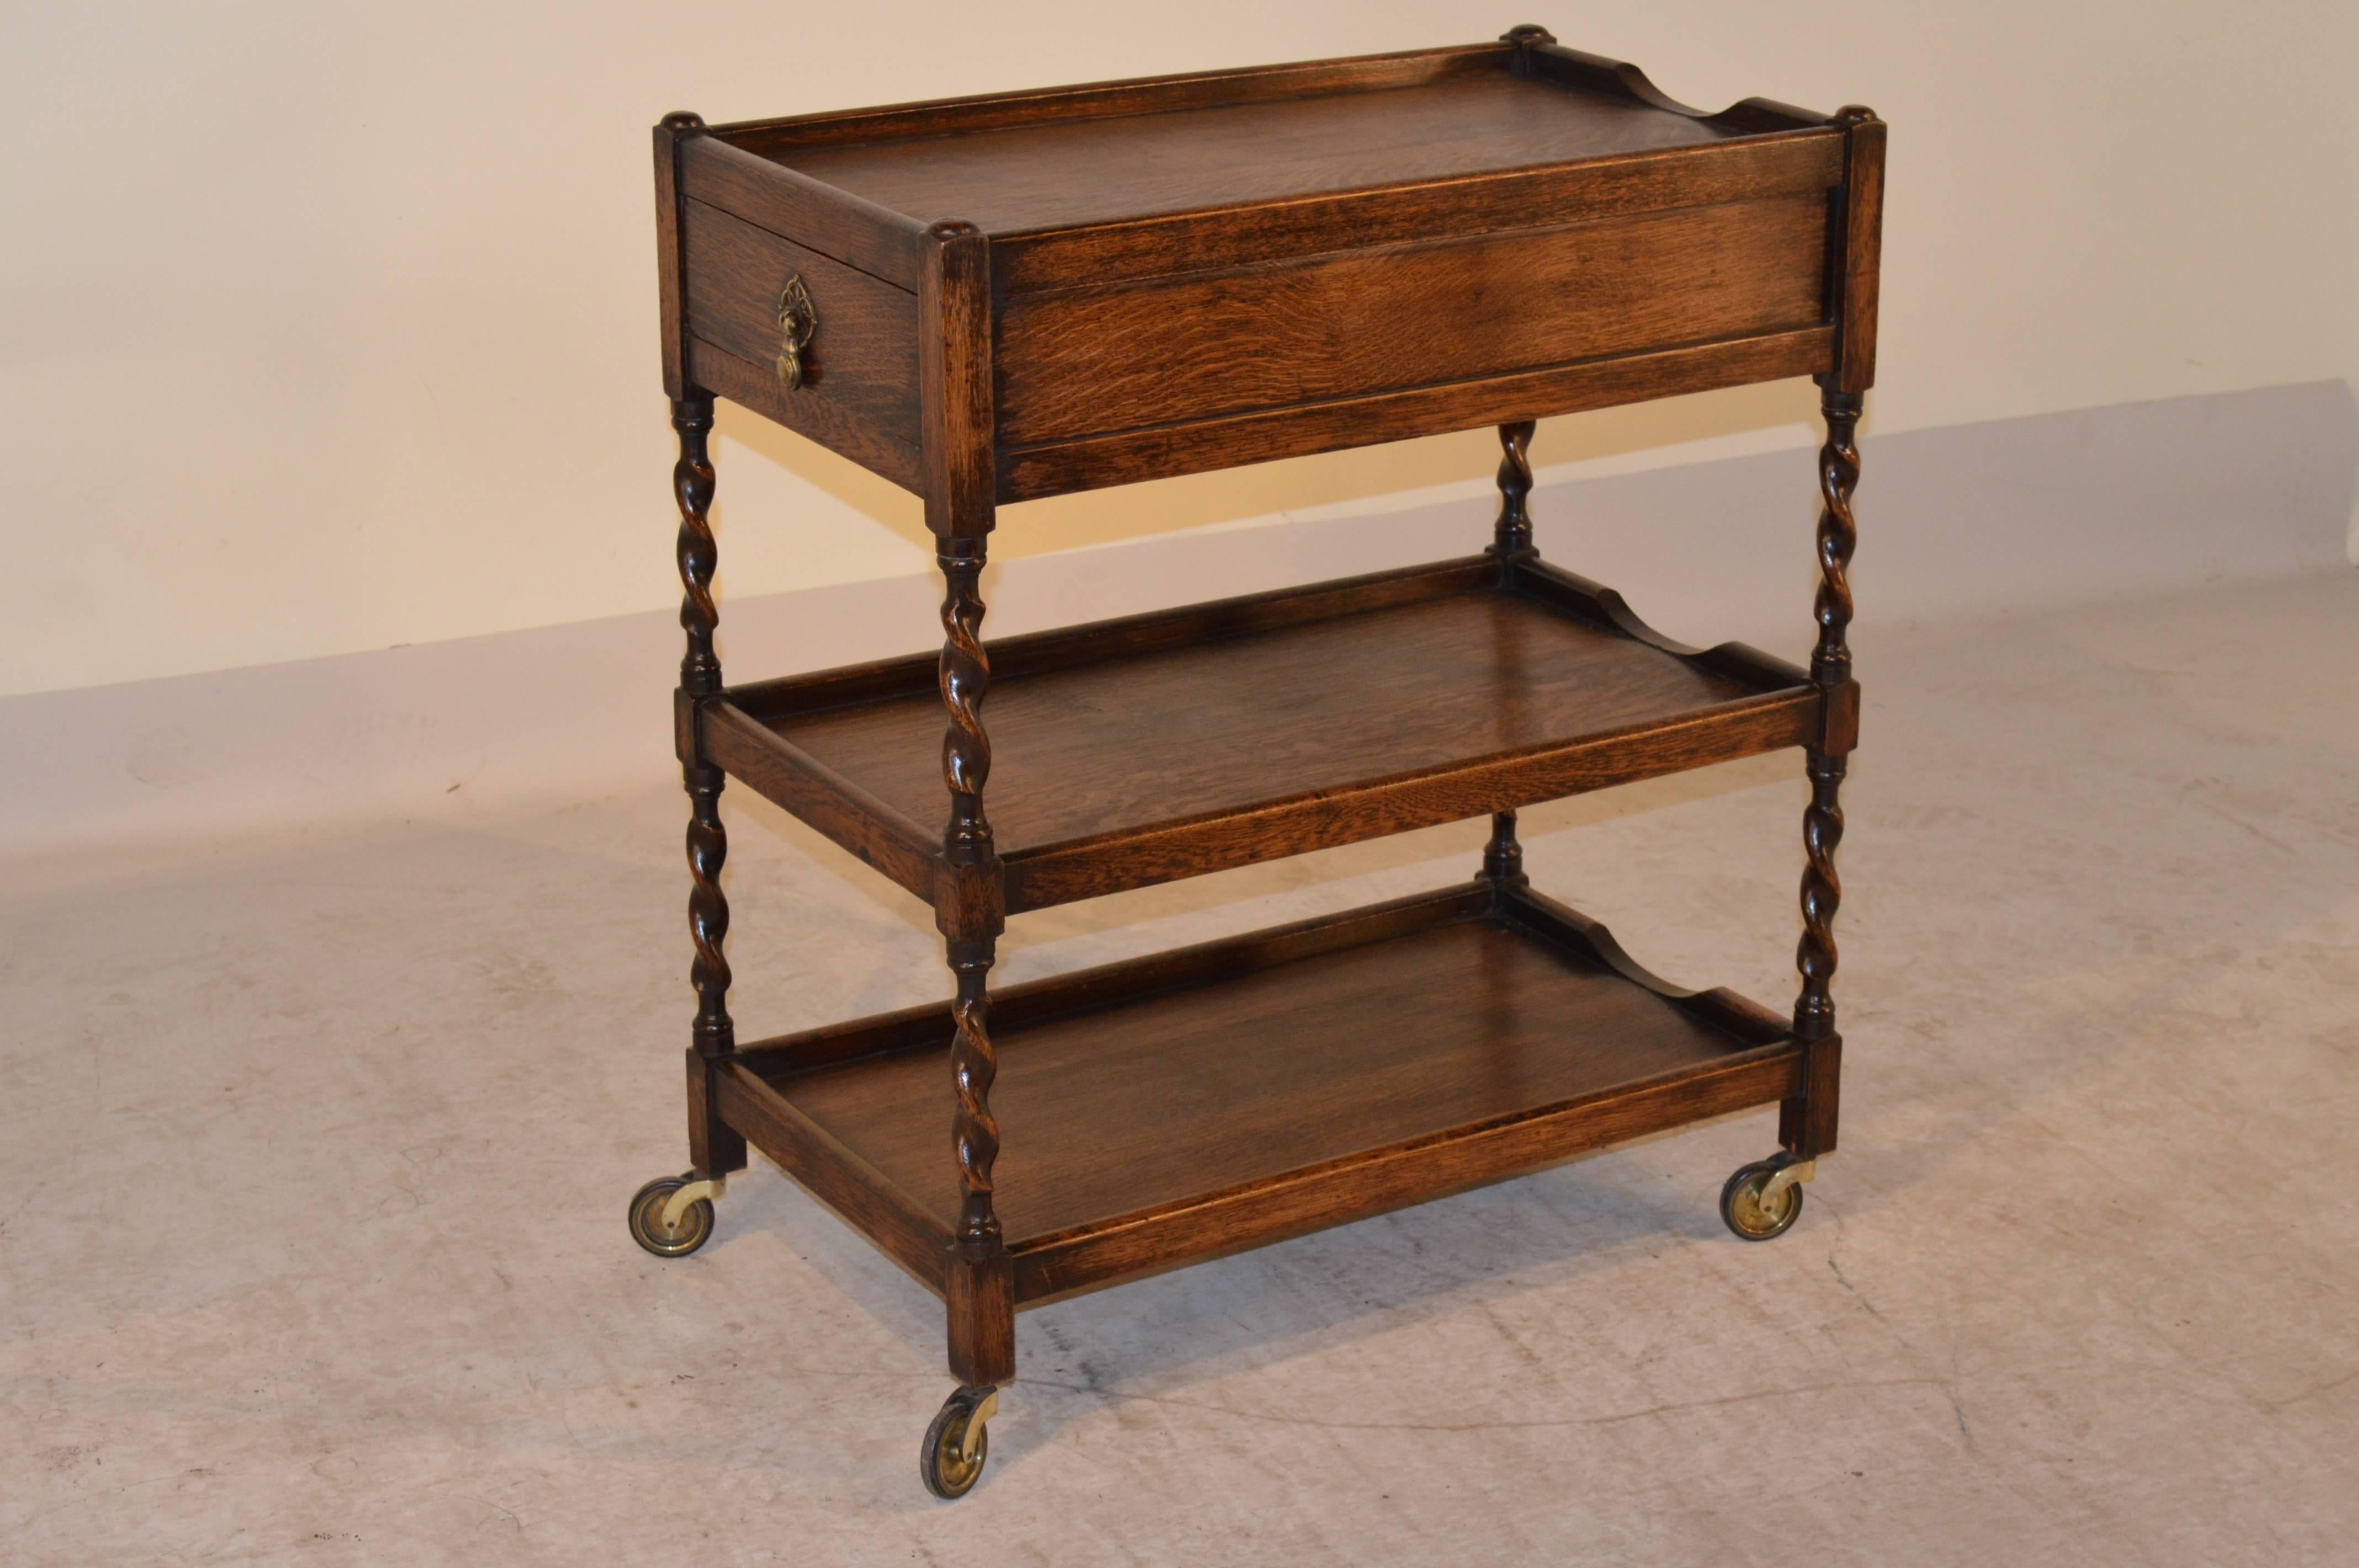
672 395 733 1062
1794 390 1860 1039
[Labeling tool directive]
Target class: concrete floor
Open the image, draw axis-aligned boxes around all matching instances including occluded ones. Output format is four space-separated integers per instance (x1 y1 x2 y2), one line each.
6 572 2357 1565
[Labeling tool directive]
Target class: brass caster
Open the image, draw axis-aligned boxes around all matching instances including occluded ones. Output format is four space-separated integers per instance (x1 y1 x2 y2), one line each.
627 1172 723 1258
1721 1156 1813 1241
920 1384 999 1501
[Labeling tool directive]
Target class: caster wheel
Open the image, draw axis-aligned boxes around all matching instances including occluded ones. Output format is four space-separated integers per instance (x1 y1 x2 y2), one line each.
1720 1159 1805 1241
919 1385 997 1501
627 1174 715 1258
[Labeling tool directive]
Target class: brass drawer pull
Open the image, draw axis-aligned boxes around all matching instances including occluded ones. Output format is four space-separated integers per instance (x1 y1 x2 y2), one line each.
775 274 818 389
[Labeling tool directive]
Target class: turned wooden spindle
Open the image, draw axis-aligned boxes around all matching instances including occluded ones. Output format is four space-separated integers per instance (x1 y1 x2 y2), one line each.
673 393 734 1062
1489 419 1537 579
937 539 994 867
1793 388 1861 1040
1479 809 1530 891
674 396 721 702
1500 22 1558 58
934 537 1002 1252
1809 390 1860 689
947 938 1001 1246
684 763 733 1059
1480 420 1538 887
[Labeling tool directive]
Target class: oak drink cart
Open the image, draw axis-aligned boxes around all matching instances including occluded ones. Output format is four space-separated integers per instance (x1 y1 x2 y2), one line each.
629 27 1882 1499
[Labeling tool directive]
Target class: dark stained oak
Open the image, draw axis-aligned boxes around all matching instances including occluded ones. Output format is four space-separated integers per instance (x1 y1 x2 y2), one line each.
670 394 736 1073
684 1048 745 1180
1520 38 1828 134
731 886 1798 1304
993 327 1834 501
652 113 700 399
681 201 920 444
919 218 1015 1384
988 133 1840 293
665 39 1860 499
774 587 1761 846
995 194 1827 445
1828 107 1887 394
1795 385 1861 1046
773 72 1771 237
918 227 996 540
698 697 936 895
1489 419 1537 571
678 132 929 290
712 1058 946 1288
720 43 1519 156
641 35 1882 1448
712 558 1820 910
684 336 922 490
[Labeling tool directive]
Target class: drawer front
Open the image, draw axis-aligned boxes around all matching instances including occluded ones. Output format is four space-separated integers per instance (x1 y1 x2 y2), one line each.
995 191 1829 449
680 200 922 486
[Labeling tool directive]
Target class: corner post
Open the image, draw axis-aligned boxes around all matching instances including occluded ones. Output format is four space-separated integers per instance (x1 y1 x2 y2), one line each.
1783 106 1881 1161
671 390 745 1178
1488 419 1537 583
1500 23 1558 76
1476 418 1540 897
1793 386 1859 1041
1478 810 1529 895
653 111 701 402
658 110 745 1181
922 219 1014 1390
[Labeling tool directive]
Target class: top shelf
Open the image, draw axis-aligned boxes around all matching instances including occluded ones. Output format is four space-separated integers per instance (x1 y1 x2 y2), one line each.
659 34 1879 503
743 63 1802 238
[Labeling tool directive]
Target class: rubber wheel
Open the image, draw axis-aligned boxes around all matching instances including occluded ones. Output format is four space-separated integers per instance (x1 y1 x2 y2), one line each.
1719 1159 1804 1241
627 1175 714 1258
920 1388 991 1500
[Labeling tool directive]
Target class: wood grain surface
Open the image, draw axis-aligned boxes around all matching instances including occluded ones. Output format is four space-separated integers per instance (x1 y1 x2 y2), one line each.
764 583 1776 857
683 200 920 445
997 193 1826 444
652 114 698 398
685 337 923 490
1017 1048 1794 1303
646 38 1878 1402
988 132 1840 292
711 562 1818 909
1830 108 1887 393
678 132 929 289
713 1061 950 1290
717 44 1514 159
745 892 1794 1301
994 326 1834 500
774 73 1753 237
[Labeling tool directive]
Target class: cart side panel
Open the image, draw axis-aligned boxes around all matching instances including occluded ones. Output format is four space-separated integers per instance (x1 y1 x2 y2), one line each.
677 200 925 489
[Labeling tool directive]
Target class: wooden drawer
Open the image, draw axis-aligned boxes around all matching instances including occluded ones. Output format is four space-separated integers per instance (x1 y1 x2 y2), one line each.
995 193 1829 447
678 200 923 489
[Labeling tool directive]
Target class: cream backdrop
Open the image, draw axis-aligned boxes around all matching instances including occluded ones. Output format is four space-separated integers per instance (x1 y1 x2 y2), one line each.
4 1 2356 698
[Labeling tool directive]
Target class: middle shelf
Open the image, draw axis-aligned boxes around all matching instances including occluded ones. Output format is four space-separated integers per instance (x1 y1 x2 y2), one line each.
701 554 1819 912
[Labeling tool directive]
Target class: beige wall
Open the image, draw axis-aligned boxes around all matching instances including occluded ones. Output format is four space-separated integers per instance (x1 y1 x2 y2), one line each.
5 2 2355 698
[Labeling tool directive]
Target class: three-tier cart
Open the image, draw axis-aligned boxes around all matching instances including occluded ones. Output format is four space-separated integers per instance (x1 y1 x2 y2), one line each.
627 26 1882 1499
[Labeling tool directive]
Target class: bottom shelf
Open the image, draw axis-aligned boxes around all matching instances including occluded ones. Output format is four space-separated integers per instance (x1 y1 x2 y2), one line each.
714 884 1802 1305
